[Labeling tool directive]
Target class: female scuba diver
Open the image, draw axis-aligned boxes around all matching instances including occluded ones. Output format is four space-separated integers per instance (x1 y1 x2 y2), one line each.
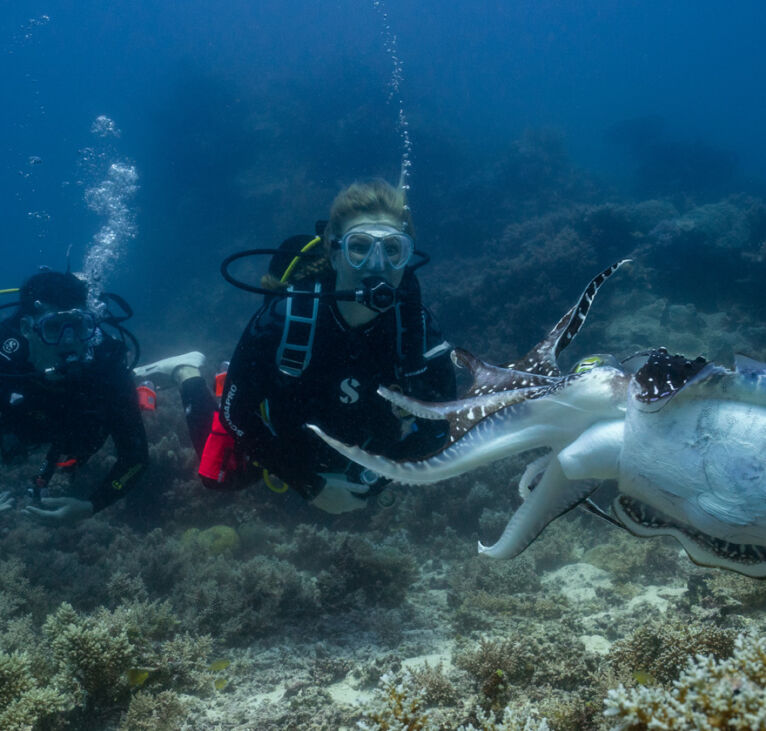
136 179 456 513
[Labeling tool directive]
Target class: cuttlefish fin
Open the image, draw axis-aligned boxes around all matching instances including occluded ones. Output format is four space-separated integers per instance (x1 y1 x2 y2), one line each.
374 260 630 448
734 354 766 374
503 259 630 376
613 495 766 579
478 459 597 559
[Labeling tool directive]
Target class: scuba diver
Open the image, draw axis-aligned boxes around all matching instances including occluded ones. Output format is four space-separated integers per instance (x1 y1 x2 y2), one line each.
0 269 149 525
136 179 456 513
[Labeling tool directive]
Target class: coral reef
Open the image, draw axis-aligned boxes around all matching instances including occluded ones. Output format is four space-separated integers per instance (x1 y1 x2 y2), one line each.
44 602 136 707
0 651 69 730
425 195 766 363
604 633 766 729
0 596 214 728
608 618 737 686
118 689 187 731
358 669 551 731
582 530 682 583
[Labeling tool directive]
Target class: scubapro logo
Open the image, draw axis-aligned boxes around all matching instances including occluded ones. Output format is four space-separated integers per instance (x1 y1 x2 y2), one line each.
339 377 360 404
2 338 20 355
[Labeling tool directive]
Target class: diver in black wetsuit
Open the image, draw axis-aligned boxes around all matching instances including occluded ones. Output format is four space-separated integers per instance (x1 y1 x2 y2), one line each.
138 180 456 513
0 270 149 525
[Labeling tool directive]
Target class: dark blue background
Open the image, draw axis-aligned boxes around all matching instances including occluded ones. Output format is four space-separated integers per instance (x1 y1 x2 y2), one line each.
2 1 764 316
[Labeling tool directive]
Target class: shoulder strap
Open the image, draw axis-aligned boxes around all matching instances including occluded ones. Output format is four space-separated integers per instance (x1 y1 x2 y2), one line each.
393 270 428 378
275 281 322 377
267 233 330 378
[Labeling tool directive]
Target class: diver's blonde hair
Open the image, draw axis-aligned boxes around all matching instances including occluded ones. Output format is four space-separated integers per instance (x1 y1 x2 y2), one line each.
260 180 413 291
324 179 414 251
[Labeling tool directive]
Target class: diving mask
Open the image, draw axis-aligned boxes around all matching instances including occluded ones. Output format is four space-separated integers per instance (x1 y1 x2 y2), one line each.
33 308 98 346
334 225 414 270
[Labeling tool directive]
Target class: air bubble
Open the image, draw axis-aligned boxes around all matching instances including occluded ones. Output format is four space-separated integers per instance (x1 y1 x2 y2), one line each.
81 117 138 306
372 0 413 193
90 115 121 138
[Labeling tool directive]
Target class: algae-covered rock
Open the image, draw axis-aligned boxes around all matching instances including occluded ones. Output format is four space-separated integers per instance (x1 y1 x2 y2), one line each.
182 525 241 556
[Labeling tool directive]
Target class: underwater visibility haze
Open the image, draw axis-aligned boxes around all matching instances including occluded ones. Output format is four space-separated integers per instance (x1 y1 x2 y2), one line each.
1 1 766 728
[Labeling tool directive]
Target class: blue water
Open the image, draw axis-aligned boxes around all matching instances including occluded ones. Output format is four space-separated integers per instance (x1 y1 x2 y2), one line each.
2 0 765 323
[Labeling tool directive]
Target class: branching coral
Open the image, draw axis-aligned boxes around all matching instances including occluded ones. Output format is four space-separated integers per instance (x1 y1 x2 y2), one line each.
604 632 766 729
449 553 541 601
44 602 136 706
456 631 599 705
152 632 214 694
608 618 736 686
315 536 417 609
461 705 551 731
582 530 681 583
703 571 766 613
358 670 550 731
118 689 188 730
2 599 217 728
0 558 47 622
408 662 459 706
0 650 70 730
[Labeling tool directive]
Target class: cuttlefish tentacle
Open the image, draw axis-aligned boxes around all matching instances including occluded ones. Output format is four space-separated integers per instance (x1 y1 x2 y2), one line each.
478 419 625 558
377 383 548 422
518 453 554 498
557 419 624 481
478 459 598 558
309 260 635 560
307 394 562 485
377 382 551 445
310 367 628 489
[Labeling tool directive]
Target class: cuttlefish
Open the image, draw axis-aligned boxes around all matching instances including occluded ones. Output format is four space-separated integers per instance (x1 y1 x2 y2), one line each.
309 261 766 577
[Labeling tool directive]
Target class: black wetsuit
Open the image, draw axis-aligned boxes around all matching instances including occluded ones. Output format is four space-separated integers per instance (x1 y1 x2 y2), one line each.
183 271 456 499
0 318 149 512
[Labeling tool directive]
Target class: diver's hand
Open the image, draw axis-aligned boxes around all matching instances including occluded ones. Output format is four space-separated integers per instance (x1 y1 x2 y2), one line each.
23 497 94 526
0 491 14 513
312 474 370 514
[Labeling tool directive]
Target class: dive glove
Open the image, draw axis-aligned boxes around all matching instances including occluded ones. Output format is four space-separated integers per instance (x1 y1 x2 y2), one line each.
0 491 13 513
312 473 370 514
23 497 94 526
